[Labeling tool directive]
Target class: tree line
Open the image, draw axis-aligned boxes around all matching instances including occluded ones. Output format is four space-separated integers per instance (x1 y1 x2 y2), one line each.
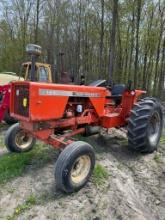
0 0 165 98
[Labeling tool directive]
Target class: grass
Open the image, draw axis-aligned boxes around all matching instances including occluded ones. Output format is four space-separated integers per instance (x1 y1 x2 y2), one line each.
160 128 165 143
0 131 5 148
14 194 36 214
92 163 109 187
0 123 8 129
154 153 161 163
118 139 128 145
7 194 37 220
75 134 87 142
0 136 5 148
0 143 57 184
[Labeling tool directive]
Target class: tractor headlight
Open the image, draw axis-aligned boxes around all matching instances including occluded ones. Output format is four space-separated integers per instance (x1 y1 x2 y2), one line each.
26 44 42 56
23 98 28 107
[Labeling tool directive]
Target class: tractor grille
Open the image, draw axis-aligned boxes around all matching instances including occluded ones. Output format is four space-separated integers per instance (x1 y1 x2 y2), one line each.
14 84 29 117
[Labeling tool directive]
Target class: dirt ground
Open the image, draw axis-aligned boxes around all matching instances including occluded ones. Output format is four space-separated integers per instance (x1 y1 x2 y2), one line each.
0 122 165 220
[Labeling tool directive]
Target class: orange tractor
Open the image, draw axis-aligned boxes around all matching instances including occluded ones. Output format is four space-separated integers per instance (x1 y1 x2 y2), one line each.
5 45 163 193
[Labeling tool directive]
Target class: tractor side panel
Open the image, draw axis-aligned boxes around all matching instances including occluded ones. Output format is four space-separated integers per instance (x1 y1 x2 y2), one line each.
30 85 68 121
89 97 105 117
29 83 106 121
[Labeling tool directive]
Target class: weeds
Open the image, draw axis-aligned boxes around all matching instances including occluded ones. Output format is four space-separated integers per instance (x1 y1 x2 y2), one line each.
0 138 5 148
15 194 36 214
160 128 165 143
7 194 37 219
154 154 161 163
0 133 5 148
160 136 165 143
92 163 109 187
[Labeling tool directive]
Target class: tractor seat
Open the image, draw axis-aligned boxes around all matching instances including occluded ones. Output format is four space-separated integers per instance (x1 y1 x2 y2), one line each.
108 84 126 105
111 84 126 96
89 79 107 87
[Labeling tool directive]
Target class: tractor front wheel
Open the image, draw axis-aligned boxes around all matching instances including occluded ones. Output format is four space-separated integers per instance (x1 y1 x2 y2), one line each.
55 141 95 193
127 97 163 153
5 123 36 153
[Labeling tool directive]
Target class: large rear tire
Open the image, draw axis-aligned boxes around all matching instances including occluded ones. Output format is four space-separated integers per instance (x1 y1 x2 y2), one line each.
55 141 95 193
127 97 163 153
5 123 36 153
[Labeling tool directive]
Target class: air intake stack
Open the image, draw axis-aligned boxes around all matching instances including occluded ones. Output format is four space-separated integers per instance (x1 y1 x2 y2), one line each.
26 44 42 82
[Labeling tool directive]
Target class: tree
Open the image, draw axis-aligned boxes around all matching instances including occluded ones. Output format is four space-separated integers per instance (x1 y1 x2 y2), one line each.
108 0 118 85
134 0 142 88
99 0 105 77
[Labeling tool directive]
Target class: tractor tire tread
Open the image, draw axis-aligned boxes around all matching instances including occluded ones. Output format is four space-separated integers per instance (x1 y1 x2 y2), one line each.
5 123 36 153
127 97 163 153
55 141 95 193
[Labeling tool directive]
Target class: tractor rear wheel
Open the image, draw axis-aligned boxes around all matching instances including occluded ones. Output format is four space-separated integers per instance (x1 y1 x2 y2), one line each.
55 141 95 193
5 123 36 153
127 97 163 153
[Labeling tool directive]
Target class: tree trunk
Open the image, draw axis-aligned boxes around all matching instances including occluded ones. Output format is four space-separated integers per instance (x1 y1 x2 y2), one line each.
158 37 165 99
153 7 164 96
128 1 135 81
99 0 104 78
142 5 154 89
134 0 142 88
108 0 118 85
76 0 82 83
35 0 40 44
123 25 130 83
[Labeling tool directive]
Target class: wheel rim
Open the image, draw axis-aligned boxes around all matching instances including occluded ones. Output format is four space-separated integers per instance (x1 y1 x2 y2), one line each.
148 112 160 145
15 130 33 149
70 155 91 185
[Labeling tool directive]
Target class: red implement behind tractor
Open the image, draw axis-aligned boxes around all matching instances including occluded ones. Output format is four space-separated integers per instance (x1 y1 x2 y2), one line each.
5 77 163 193
0 84 13 124
0 73 24 124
